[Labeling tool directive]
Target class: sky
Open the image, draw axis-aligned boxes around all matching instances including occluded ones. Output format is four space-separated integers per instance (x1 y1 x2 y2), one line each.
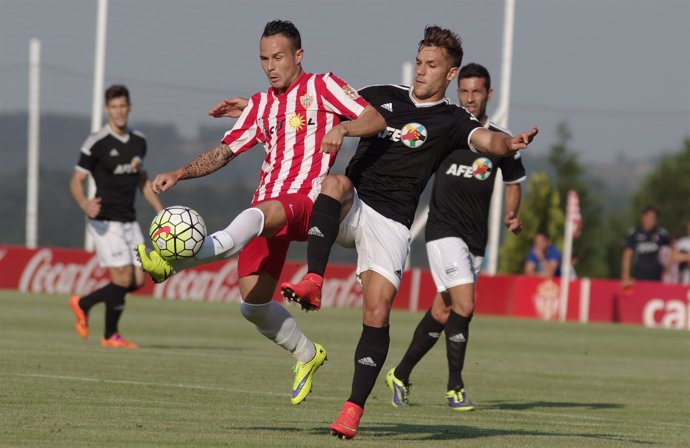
1 0 689 163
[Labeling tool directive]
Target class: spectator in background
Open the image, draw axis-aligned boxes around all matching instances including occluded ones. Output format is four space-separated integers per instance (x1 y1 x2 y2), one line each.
524 231 561 278
672 219 690 285
621 206 670 288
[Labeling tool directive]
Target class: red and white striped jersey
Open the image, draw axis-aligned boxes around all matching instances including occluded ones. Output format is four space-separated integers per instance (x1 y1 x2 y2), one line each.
222 72 369 203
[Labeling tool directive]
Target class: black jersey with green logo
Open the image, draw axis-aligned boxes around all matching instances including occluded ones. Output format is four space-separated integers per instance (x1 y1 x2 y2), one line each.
345 85 482 228
425 121 526 256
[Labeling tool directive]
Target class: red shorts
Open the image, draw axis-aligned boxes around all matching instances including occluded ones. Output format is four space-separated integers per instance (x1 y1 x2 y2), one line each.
237 193 314 279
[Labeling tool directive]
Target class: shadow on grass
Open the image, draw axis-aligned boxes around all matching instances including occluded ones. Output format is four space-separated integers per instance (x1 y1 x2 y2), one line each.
245 424 653 444
483 400 624 411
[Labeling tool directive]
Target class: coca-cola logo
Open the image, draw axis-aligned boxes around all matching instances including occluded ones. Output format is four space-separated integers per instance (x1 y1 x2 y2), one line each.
18 249 109 294
153 260 242 302
642 289 690 330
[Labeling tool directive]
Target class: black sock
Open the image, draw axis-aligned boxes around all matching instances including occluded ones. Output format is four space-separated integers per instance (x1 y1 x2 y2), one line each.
79 283 113 313
395 309 445 383
104 284 128 339
348 325 390 408
306 194 342 276
445 310 472 391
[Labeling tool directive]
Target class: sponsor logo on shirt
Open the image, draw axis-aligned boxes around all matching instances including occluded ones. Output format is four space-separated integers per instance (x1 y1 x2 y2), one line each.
288 113 306 131
472 158 493 180
378 122 427 148
342 84 360 100
113 156 142 174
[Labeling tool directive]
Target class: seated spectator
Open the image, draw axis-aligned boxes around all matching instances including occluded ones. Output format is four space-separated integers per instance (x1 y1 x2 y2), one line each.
524 231 561 278
621 206 670 288
672 219 690 285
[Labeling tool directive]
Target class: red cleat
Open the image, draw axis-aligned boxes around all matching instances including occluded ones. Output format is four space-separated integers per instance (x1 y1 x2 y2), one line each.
69 295 89 339
280 273 323 311
330 401 363 440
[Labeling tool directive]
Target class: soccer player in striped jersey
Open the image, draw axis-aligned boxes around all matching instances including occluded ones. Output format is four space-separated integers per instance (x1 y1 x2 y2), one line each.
136 20 385 405
386 63 526 413
280 27 537 439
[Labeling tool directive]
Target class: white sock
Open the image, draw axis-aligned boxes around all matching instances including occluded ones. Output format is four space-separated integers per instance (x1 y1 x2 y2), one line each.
172 208 264 271
240 300 316 363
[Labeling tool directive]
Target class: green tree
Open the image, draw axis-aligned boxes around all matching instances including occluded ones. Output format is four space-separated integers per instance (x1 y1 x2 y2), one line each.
546 122 608 277
499 172 563 274
631 138 690 234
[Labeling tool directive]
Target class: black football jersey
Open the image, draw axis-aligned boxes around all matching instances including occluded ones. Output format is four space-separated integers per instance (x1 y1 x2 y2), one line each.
345 85 482 228
75 125 147 222
425 121 526 255
625 226 671 280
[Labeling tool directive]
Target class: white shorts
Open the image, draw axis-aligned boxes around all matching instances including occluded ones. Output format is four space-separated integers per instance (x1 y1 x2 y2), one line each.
336 189 410 289
88 219 145 268
426 237 483 293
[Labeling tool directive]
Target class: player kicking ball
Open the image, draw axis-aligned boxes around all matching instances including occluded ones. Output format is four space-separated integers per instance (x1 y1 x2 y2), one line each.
135 20 385 405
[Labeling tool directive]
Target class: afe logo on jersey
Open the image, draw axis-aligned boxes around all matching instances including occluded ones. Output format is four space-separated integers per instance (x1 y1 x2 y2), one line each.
472 158 493 180
445 158 492 181
113 156 143 175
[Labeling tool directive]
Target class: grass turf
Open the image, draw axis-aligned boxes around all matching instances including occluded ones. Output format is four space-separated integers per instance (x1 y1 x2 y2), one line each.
0 290 688 447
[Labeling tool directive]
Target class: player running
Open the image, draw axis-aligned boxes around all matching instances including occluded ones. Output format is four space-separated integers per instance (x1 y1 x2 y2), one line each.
385 63 526 412
136 20 385 405
279 26 537 439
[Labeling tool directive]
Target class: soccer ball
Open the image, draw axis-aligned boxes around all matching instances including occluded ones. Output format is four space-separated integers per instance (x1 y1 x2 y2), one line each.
149 206 207 260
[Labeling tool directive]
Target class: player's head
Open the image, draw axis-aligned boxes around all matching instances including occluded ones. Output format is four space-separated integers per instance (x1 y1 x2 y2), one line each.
534 231 551 250
458 63 493 123
260 20 304 93
413 25 463 102
104 84 130 131
640 206 659 231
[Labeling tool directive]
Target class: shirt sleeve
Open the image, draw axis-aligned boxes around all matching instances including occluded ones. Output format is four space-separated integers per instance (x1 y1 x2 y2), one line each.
318 73 369 120
450 107 483 153
76 135 97 174
625 228 637 249
221 94 262 156
500 153 527 184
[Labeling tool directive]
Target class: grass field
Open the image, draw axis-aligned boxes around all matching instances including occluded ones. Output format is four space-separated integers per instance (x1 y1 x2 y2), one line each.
1 290 689 447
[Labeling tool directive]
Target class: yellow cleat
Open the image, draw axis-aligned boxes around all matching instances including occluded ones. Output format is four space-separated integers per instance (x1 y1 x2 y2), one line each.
135 244 175 283
291 343 327 405
385 368 410 408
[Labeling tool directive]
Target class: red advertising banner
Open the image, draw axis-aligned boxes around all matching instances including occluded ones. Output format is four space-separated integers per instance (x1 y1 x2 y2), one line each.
2 245 689 330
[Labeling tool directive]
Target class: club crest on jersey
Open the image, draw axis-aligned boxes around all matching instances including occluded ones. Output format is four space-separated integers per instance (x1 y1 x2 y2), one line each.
342 84 360 100
300 94 314 109
288 113 306 131
472 158 493 180
401 123 427 148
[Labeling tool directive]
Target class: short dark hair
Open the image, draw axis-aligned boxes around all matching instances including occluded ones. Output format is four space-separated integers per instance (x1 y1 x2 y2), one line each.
262 20 301 51
418 25 463 68
642 206 659 217
459 63 491 89
105 84 129 104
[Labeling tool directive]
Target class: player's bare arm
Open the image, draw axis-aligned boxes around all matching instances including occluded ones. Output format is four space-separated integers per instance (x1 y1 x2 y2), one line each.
471 126 539 156
504 184 522 234
69 169 102 218
320 105 386 154
152 143 236 193
137 172 164 213
208 97 249 119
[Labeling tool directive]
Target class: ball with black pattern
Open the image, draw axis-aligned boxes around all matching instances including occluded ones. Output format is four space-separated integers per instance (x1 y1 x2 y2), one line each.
149 205 207 260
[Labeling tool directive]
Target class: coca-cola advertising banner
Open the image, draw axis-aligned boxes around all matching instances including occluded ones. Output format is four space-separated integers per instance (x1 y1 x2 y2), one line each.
1 245 688 330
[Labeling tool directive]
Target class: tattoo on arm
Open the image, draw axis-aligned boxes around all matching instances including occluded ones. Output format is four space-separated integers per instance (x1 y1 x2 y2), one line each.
180 143 236 179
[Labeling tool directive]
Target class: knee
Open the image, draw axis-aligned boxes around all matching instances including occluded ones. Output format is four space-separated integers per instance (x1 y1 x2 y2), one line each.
431 306 451 325
321 174 352 200
363 304 391 327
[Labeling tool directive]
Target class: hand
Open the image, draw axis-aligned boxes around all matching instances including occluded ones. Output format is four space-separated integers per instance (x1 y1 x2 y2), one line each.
320 124 347 154
82 197 102 219
621 277 634 290
509 126 539 151
151 171 181 193
208 97 248 118
504 211 523 234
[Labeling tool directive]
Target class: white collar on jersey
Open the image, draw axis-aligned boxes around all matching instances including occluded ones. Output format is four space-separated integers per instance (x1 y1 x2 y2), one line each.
407 87 450 108
106 124 131 143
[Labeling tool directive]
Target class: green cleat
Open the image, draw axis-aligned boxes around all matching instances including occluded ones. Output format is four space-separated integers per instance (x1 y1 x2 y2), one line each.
385 368 410 408
135 244 175 283
291 343 327 405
